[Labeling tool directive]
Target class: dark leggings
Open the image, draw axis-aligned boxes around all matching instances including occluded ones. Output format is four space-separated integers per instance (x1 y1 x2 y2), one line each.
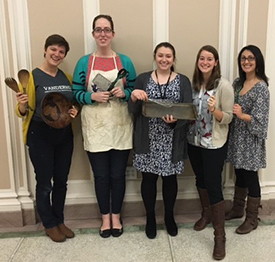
27 121 73 229
87 149 130 215
235 168 261 197
188 143 227 205
141 172 178 216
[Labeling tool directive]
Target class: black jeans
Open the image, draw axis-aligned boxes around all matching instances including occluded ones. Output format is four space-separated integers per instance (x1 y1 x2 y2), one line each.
188 143 227 205
27 120 73 229
87 149 130 214
235 168 261 197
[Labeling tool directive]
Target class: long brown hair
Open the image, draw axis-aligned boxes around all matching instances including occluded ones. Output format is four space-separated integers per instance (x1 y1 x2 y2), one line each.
192 45 221 92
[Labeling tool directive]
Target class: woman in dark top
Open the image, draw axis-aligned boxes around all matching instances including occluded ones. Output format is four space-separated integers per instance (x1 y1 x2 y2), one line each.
128 42 192 239
15 34 78 242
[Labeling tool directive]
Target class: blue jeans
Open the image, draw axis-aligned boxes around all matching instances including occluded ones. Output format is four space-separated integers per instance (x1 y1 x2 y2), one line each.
87 149 130 214
27 121 73 228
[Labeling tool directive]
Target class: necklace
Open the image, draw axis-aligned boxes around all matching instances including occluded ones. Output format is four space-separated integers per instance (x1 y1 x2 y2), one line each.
155 70 172 99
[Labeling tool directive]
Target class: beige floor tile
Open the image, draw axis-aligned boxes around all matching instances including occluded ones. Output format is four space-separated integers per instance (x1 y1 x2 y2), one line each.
0 238 22 262
170 225 275 262
12 231 173 262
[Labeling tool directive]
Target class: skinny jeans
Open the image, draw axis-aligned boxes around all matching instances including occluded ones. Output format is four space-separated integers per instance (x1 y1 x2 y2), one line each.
27 120 73 229
188 143 227 205
87 149 130 215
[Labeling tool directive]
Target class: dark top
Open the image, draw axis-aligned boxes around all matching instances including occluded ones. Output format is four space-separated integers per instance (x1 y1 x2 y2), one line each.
33 68 73 121
128 71 192 164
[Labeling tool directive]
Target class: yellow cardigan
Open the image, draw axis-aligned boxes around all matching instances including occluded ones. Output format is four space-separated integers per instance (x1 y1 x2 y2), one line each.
15 71 73 144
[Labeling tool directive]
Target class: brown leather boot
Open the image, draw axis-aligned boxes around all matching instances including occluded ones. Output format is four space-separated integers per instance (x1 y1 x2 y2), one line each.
194 188 211 231
236 196 261 234
45 226 66 242
225 186 247 220
211 201 226 260
58 223 75 238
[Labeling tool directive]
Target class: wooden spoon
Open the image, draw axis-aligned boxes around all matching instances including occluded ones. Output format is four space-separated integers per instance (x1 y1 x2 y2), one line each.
4 77 20 93
17 69 33 111
18 69 30 94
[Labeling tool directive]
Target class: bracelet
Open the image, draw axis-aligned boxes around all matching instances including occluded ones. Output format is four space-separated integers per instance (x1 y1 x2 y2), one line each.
210 107 216 113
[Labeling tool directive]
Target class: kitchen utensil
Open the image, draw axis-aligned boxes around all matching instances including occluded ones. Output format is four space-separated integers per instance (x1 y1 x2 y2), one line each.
107 68 128 91
18 69 33 110
18 69 30 94
4 77 20 93
41 92 72 129
142 100 198 120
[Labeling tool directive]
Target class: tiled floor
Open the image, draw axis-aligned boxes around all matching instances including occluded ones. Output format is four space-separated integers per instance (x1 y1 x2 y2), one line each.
1 215 275 262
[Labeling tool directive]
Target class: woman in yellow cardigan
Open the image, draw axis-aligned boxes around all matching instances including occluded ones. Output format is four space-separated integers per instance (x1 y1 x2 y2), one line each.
15 34 78 242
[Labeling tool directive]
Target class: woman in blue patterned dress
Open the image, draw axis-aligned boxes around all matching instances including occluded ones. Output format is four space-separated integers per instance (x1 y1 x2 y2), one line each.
128 42 192 239
187 45 234 260
226 45 269 235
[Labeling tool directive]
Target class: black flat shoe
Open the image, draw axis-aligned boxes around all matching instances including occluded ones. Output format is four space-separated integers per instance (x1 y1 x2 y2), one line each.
99 228 111 238
112 219 123 237
146 214 157 239
165 216 178 237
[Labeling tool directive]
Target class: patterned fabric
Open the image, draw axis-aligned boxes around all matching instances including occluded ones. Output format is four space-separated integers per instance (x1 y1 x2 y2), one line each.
91 56 123 71
227 78 269 171
133 75 184 176
188 88 216 148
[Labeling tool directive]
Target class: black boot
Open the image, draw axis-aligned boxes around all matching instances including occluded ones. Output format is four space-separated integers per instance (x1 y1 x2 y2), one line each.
165 212 178 236
194 188 211 231
211 201 226 260
162 175 178 236
146 212 157 239
141 173 158 239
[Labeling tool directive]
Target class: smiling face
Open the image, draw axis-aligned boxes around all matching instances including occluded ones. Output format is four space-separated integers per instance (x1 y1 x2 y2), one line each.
240 49 256 75
155 46 175 72
44 45 66 67
197 50 218 77
92 18 114 48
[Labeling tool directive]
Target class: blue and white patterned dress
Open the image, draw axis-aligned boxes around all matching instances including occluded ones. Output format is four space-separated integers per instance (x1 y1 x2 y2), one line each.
133 75 184 176
227 78 269 171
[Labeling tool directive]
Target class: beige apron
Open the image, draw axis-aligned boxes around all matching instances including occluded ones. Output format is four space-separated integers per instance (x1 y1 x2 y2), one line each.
81 53 133 152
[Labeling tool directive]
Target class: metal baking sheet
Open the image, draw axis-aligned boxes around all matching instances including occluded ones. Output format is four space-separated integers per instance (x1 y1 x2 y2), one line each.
142 100 198 120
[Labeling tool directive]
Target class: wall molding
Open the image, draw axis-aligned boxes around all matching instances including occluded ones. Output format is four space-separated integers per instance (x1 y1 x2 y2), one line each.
0 0 17 195
219 0 237 83
82 0 100 54
237 0 249 51
153 0 169 48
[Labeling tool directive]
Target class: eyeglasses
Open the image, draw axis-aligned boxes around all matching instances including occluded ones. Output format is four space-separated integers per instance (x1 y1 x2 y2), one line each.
93 27 113 34
241 56 255 62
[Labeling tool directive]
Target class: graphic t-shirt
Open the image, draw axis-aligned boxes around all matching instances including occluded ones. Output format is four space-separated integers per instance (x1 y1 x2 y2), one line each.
32 68 73 121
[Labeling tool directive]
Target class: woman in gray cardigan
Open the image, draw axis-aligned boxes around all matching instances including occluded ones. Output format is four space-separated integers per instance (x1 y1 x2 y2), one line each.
187 45 234 260
128 42 192 239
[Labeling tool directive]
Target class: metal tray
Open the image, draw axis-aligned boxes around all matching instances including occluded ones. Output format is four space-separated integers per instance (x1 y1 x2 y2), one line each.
142 100 198 120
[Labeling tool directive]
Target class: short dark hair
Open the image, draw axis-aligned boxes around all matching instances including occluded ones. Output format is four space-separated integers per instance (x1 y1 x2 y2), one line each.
92 14 114 31
192 45 221 92
153 42 176 71
237 45 268 86
44 34 70 56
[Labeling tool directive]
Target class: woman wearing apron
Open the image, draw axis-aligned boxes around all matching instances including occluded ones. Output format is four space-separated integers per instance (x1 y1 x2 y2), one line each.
73 14 136 238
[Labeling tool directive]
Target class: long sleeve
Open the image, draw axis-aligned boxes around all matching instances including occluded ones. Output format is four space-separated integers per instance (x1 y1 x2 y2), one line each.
72 54 93 105
248 82 269 138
